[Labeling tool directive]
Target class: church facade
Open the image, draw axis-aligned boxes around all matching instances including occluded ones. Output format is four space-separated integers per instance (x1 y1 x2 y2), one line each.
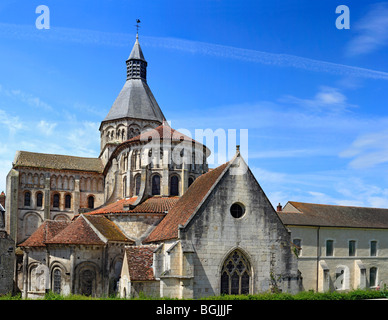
3 34 301 298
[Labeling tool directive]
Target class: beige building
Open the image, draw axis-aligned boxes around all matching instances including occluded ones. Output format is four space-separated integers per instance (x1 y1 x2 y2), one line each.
3 34 301 298
278 201 388 292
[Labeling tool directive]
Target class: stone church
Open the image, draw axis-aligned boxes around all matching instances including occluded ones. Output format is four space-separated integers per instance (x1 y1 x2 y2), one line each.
3 34 301 298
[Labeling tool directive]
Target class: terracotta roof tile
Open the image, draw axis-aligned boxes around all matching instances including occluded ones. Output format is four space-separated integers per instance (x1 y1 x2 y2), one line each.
46 215 104 245
144 162 230 243
88 196 179 215
279 201 388 229
19 220 71 247
127 124 195 144
125 246 157 281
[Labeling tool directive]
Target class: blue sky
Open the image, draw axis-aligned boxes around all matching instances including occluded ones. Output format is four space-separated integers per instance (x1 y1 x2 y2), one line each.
1 0 388 208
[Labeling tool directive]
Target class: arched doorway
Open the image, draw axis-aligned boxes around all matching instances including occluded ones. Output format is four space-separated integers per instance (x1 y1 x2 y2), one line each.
220 249 251 295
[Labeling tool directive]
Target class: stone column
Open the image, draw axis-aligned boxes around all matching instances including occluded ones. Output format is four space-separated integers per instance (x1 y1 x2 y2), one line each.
44 173 50 220
74 175 80 215
22 249 28 299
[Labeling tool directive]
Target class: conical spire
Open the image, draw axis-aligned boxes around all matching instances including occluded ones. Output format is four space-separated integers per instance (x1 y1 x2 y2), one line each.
126 33 147 81
102 34 165 124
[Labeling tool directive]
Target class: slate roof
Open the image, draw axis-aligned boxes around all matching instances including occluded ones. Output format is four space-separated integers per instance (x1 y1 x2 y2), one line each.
88 196 180 215
19 220 71 247
279 201 388 229
124 246 157 281
144 161 230 243
13 151 103 173
128 35 145 61
103 79 165 123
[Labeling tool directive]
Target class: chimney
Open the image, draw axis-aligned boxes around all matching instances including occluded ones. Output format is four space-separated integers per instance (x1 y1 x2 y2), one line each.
276 203 282 212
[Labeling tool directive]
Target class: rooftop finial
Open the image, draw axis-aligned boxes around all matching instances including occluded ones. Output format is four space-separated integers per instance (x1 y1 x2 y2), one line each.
135 19 141 38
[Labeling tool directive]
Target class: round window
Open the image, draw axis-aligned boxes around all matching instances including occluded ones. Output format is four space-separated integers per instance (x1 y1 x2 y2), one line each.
230 203 245 219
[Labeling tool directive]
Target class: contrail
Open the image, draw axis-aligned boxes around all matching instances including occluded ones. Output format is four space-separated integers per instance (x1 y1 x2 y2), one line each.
1 22 388 80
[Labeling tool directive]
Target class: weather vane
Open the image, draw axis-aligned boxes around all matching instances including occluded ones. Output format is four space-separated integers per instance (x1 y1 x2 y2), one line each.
135 19 141 35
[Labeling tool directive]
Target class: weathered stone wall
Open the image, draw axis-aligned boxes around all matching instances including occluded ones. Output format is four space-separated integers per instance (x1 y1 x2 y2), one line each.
0 231 15 295
110 214 164 244
179 157 300 298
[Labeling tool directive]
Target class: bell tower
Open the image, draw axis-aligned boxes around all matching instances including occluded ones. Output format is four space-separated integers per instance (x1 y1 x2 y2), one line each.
99 30 166 166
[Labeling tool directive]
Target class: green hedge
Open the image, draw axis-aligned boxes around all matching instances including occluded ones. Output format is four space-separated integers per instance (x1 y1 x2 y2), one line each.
1 289 387 300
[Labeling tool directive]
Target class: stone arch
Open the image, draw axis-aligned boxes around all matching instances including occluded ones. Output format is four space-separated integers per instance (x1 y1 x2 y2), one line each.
109 255 123 295
219 248 253 295
28 262 48 292
74 261 101 297
51 175 57 189
39 174 45 186
63 176 69 190
20 172 26 184
49 261 68 295
53 214 70 221
69 176 75 191
24 212 42 237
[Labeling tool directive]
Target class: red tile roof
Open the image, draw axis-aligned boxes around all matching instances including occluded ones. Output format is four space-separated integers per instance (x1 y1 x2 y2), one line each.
125 246 157 281
143 162 230 243
127 124 196 144
46 214 132 245
19 220 70 247
46 215 105 245
88 196 179 215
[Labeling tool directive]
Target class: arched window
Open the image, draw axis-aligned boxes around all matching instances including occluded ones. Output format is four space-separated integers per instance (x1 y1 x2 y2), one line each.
24 191 31 207
65 194 71 209
188 177 194 187
36 193 43 207
152 175 160 195
88 196 94 209
135 174 141 196
220 250 251 295
80 269 95 296
53 194 60 208
123 177 127 198
170 175 179 196
53 269 62 294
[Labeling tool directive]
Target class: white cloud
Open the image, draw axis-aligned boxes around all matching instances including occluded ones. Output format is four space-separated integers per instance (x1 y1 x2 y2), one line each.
1 23 388 81
0 84 52 111
66 121 100 157
346 2 388 56
340 129 388 168
0 109 23 135
280 86 357 114
37 120 57 136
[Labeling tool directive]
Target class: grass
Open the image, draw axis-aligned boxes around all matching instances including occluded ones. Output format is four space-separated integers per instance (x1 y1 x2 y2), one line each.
1 289 387 300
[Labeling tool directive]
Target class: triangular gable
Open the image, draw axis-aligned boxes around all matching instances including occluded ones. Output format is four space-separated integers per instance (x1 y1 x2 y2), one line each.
83 214 134 243
46 215 104 245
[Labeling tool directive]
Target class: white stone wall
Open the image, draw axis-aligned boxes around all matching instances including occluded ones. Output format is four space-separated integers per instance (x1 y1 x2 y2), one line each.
288 225 388 291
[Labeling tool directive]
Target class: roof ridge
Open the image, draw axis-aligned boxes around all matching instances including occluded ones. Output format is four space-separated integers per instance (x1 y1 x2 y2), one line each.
289 201 388 211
